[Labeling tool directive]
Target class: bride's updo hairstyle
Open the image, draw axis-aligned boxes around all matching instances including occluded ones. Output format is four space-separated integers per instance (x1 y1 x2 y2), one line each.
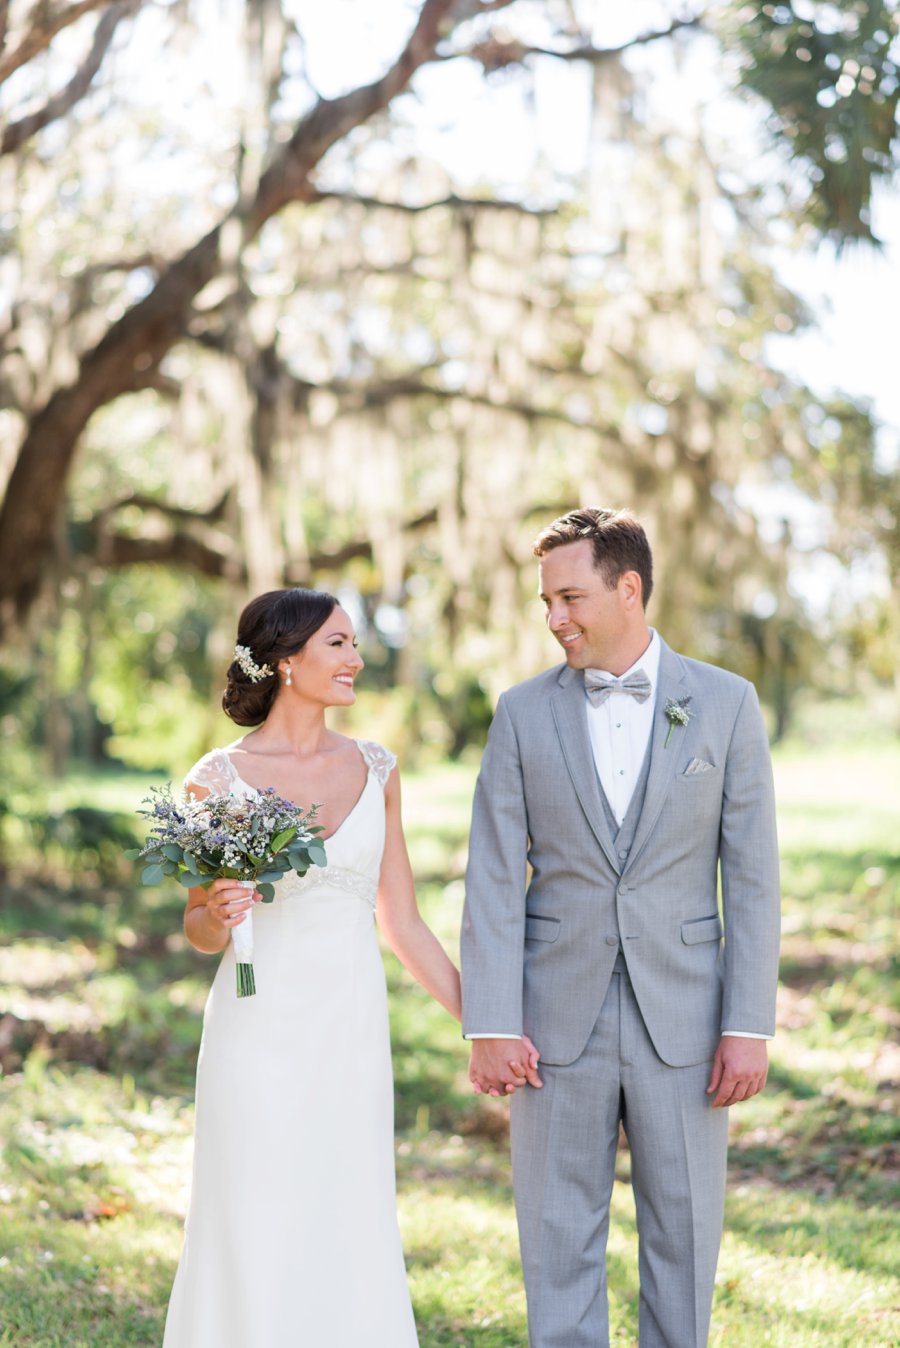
222 587 338 726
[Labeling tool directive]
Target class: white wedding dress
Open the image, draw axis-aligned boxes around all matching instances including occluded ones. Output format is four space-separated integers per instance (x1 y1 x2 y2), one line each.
162 739 419 1348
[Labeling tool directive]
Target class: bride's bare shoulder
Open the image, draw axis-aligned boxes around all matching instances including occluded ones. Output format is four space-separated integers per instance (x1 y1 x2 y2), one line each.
222 733 256 757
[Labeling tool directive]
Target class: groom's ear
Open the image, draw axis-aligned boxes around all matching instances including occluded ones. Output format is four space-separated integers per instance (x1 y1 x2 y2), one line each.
619 570 643 611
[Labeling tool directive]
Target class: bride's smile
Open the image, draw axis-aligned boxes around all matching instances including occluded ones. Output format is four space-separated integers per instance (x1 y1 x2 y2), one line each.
282 606 364 706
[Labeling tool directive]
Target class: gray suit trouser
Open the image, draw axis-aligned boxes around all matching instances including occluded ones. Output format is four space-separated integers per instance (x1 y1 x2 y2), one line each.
510 966 729 1348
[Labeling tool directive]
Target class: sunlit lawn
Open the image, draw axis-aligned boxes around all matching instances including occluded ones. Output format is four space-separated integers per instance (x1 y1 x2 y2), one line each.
0 736 898 1346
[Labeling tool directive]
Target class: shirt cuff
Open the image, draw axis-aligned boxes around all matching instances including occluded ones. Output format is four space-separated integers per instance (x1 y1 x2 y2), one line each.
721 1030 773 1040
464 1033 521 1040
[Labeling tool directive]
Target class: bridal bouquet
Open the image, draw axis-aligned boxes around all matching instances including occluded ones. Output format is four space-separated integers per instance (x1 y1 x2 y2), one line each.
126 785 326 997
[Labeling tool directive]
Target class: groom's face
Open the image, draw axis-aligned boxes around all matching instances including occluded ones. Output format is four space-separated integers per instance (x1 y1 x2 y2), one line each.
538 540 634 671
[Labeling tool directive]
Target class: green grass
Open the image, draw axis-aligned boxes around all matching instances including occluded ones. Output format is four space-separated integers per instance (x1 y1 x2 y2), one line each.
1 735 899 1346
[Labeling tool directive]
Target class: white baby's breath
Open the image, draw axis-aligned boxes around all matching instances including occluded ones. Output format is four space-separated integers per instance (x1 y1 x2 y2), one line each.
128 785 326 997
664 695 694 748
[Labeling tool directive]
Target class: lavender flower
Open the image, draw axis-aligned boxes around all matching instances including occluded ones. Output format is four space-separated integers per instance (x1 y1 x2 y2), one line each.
125 785 326 997
664 696 694 749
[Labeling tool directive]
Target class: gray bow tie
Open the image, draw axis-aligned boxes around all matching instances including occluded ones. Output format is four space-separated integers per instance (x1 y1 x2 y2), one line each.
584 667 652 706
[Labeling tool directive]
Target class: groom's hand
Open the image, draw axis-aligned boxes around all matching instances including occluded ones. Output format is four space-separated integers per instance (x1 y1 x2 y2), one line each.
515 1034 543 1089
707 1035 769 1108
469 1037 543 1097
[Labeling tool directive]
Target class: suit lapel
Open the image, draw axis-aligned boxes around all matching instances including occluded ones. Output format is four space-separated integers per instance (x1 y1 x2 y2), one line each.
550 667 620 873
624 640 692 873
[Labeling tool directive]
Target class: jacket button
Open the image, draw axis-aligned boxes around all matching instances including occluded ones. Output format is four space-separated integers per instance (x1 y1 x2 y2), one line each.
605 935 618 947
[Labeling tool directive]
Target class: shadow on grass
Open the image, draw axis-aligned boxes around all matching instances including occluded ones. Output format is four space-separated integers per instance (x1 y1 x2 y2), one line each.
711 1282 891 1348
730 1046 899 1207
414 1310 529 1348
778 949 899 998
0 1212 171 1348
779 848 899 938
2 1138 135 1221
392 1035 475 1134
762 1058 820 1099
0 875 185 945
0 991 203 1095
724 1185 900 1282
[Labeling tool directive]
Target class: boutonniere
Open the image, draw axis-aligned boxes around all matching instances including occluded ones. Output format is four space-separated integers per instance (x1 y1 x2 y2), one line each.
664 695 694 748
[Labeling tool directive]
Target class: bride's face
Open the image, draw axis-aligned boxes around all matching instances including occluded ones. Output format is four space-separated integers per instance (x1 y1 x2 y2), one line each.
285 607 364 707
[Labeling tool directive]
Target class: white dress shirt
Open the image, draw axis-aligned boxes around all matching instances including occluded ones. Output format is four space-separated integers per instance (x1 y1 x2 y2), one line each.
467 629 769 1041
587 630 660 826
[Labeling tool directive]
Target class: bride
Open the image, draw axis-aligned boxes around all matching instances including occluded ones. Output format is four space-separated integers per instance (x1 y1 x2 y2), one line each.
162 587 466 1347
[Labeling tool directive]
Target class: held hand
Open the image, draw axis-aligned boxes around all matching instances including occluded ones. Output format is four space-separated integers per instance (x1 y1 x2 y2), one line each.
206 878 260 929
469 1037 543 1098
707 1036 769 1109
508 1033 543 1090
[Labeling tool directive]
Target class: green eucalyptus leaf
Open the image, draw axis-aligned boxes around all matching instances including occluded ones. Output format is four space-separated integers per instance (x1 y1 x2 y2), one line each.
271 827 297 852
141 863 165 885
257 882 275 903
162 844 183 862
122 847 142 861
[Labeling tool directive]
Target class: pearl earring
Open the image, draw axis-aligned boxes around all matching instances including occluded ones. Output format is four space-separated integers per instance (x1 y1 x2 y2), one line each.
285 667 292 687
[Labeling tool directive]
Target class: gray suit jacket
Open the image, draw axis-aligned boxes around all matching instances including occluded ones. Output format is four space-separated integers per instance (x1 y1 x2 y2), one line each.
461 639 781 1067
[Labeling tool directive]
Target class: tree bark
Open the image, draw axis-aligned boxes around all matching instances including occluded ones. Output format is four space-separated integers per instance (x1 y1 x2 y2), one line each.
90 506 441 581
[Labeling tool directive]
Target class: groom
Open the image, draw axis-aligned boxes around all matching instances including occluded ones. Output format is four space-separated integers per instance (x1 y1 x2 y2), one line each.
461 508 780 1348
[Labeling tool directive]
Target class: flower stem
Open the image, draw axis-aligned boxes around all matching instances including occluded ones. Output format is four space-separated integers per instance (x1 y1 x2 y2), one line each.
664 723 674 749
236 962 257 998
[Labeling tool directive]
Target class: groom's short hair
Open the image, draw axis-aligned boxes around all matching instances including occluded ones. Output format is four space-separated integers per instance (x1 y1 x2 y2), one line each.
532 507 654 607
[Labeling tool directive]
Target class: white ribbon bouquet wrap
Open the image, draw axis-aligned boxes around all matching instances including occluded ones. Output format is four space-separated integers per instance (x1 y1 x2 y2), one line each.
127 785 326 997
230 880 259 993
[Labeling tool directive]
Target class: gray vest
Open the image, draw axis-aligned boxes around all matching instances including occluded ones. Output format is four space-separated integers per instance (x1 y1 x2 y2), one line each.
597 735 654 971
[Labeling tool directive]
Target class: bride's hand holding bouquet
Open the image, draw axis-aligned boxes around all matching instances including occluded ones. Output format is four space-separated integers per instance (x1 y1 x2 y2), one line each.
127 784 326 996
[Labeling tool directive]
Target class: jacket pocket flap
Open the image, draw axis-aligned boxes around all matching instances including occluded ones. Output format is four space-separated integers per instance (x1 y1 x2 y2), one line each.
525 914 560 943
681 915 723 945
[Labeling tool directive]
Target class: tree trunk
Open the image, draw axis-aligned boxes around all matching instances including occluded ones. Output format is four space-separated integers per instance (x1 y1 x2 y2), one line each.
0 0 471 634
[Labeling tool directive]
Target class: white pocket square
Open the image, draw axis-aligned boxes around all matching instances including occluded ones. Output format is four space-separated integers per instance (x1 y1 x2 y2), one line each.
684 757 715 776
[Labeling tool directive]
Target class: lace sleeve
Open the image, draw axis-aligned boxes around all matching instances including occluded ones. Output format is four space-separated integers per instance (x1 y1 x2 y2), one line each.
357 739 397 787
183 748 238 799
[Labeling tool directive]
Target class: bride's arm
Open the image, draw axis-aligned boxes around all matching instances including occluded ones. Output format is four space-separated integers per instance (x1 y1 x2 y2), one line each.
375 769 462 1022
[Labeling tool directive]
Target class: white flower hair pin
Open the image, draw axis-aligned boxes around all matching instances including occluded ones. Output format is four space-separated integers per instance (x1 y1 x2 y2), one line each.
664 695 693 748
233 643 274 683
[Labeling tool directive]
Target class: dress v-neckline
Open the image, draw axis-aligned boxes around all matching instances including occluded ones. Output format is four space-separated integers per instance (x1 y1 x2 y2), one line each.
221 739 373 844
